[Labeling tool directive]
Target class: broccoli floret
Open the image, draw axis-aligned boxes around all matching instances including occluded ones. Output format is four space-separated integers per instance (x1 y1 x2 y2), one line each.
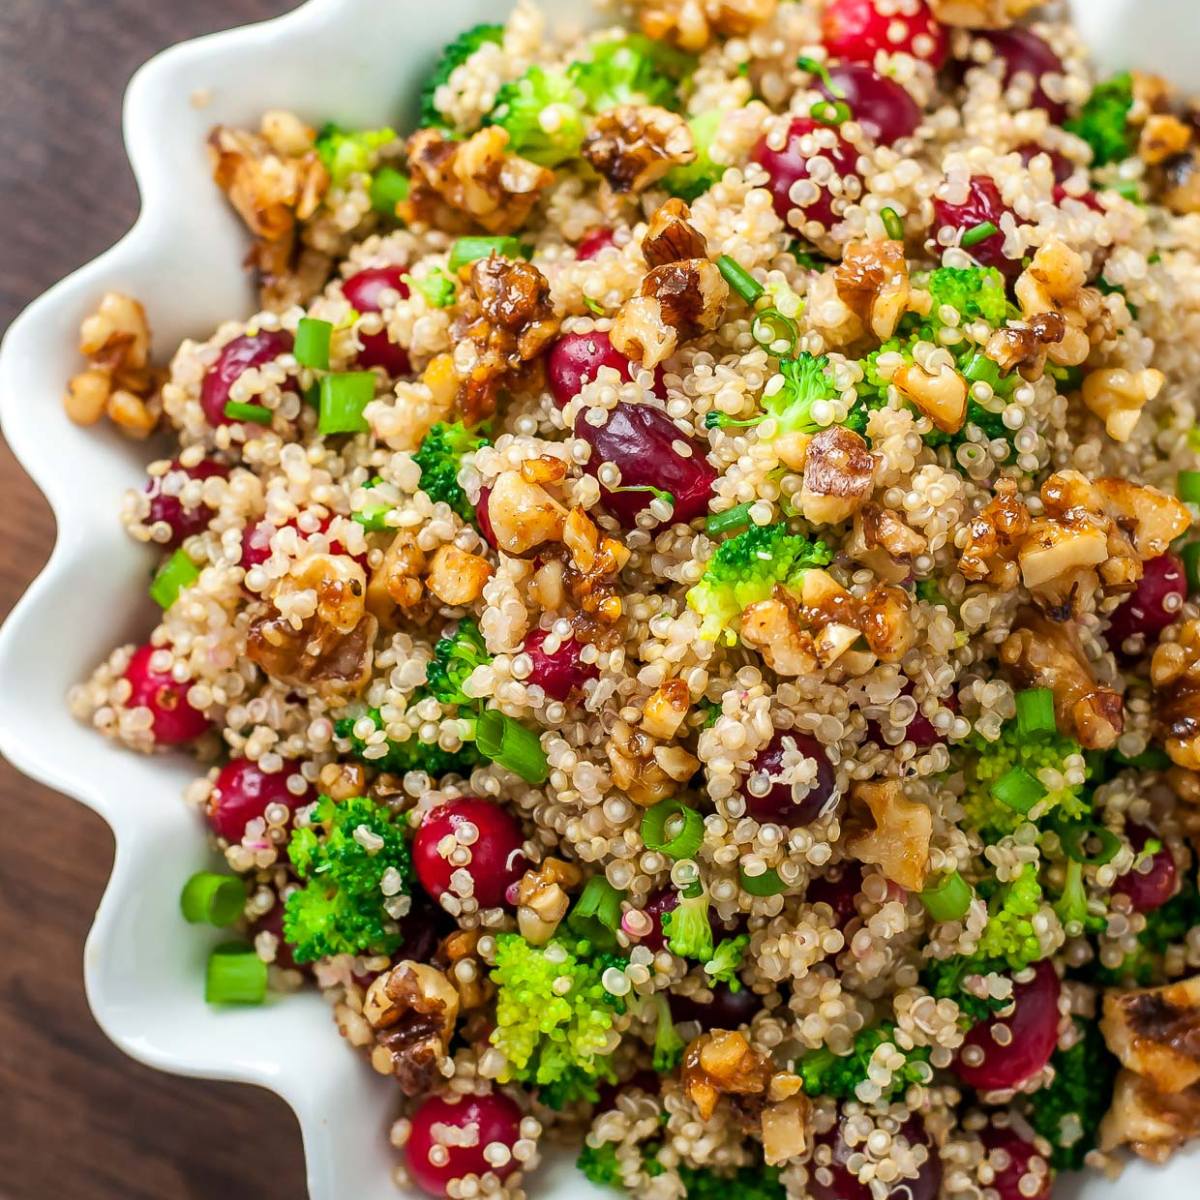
686 522 832 642
705 353 839 437
425 618 491 707
921 955 1013 1026
678 1164 785 1200
924 266 1009 326
1026 1018 1118 1170
577 1143 626 1188
420 24 505 128
486 67 587 167
665 110 724 202
412 421 490 522
974 865 1047 971
798 1023 932 1101
334 708 482 778
282 794 412 963
315 124 397 189
1094 876 1200 986
661 888 715 962
652 994 685 1072
704 934 749 990
489 934 622 1108
1065 72 1135 167
569 34 694 113
408 268 457 309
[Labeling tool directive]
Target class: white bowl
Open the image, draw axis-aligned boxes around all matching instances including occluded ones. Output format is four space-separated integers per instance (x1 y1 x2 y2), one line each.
0 1 1195 1196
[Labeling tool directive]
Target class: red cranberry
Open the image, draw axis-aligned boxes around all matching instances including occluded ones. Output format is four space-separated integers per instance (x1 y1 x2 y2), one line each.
956 960 1060 1092
932 175 1019 279
752 117 861 232
810 1114 942 1200
742 731 839 825
520 628 598 701
1106 553 1186 654
978 1124 1052 1200
397 895 456 965
123 643 210 745
821 64 922 145
866 685 947 750
669 983 760 1029
574 399 716 526
822 0 948 69
240 513 364 572
979 29 1066 123
1116 824 1178 914
1017 143 1075 184
805 861 864 928
1053 184 1103 213
576 228 617 260
406 1091 522 1196
413 798 526 910
144 459 228 549
207 758 313 843
343 266 412 375
546 330 665 408
201 330 294 427
476 486 498 549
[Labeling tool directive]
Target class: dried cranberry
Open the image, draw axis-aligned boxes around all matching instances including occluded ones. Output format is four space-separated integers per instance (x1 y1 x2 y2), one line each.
240 513 366 573
956 960 1060 1091
979 28 1066 123
822 0 948 69
144 459 228 549
821 64 922 145
810 1114 942 1200
476 486 498 549
412 798 526 909
200 330 294 427
574 399 716 527
207 758 313 843
1106 553 1186 654
932 175 1019 279
576 227 617 260
752 117 861 232
978 1124 1052 1200
1116 824 1178 914
406 1091 522 1196
1017 143 1075 184
742 731 839 825
123 643 210 744
521 628 598 701
805 861 864 928
546 330 665 408
343 266 412 375
1052 184 1103 212
669 983 760 1029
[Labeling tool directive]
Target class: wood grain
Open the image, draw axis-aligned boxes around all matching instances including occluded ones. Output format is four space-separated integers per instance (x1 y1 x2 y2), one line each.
0 3 307 1197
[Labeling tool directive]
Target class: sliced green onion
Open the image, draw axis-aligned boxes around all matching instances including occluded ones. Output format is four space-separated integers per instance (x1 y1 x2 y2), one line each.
1178 470 1200 503
1015 688 1057 738
918 871 974 922
205 942 268 1005
150 548 200 609
353 502 392 532
751 308 799 355
880 207 904 241
406 269 457 309
641 800 704 860
706 502 754 535
961 221 1000 248
795 55 843 97
568 876 626 950
1058 821 1121 866
448 236 532 272
302 380 321 408
475 709 548 784
369 166 410 217
716 255 764 305
223 400 273 425
810 98 852 126
180 871 246 927
610 483 675 509
1181 542 1200 596
739 867 786 897
991 765 1045 814
318 371 375 435
583 296 605 316
295 317 333 370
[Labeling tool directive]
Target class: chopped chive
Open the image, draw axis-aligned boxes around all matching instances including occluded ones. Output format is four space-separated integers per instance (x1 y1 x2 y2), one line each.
795 56 843 97
353 502 392 532
295 317 333 370
150 548 200 609
991 765 1046 814
1178 470 1200 503
880 207 905 241
583 296 605 316
716 254 764 305
706 502 755 535
180 871 245 927
1015 687 1057 738
609 483 675 509
810 98 852 126
302 380 321 408
751 307 799 355
1182 542 1200 596
1057 820 1121 866
318 371 375 435
205 942 268 1005
475 709 548 784
568 876 626 949
641 800 704 860
961 221 1000 248
223 401 273 425
739 867 787 897
1112 745 1171 771
919 871 974 922
369 166 410 216
448 236 532 272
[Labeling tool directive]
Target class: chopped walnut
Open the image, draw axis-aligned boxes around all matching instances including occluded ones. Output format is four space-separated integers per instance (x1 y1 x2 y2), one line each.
642 197 709 267
928 0 1037 26
486 470 567 556
547 508 632 640
859 503 928 565
611 259 730 369
515 857 583 945
582 105 695 195
1012 240 1110 370
436 929 493 1010
1001 607 1123 750
1101 976 1200 1095
741 597 828 676
893 361 968 434
607 718 694 806
845 779 932 891
799 426 876 526
1153 619 1200 770
318 761 366 801
983 311 1066 383
635 0 776 50
364 961 460 1095
1081 367 1165 442
959 477 1030 589
761 1092 811 1167
426 544 493 607
403 127 554 235
366 532 427 627
1140 114 1194 166
834 239 912 342
1100 1069 1200 1163
682 1030 773 1120
1160 149 1200 216
641 679 691 740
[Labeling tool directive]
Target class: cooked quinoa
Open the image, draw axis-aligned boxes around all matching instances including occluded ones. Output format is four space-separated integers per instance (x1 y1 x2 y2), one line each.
65 0 1200 1197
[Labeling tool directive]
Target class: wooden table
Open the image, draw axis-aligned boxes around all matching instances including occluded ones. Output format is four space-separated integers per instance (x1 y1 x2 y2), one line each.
0 3 308 1196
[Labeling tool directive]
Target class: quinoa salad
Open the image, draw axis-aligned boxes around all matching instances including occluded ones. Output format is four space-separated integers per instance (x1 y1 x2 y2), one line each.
61 0 1200 1197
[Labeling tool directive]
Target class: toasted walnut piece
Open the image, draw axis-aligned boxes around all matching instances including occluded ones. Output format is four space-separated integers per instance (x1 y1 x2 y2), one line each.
1018 511 1110 590
846 779 932 891
80 291 150 370
984 312 1066 383
636 0 776 50
365 962 460 1095
959 479 1031 589
859 503 928 564
260 109 317 157
1093 477 1192 560
833 240 912 342
800 426 876 526
1001 608 1123 749
286 553 368 634
762 1093 811 1167
642 197 709 267
485 470 567 556
250 232 334 313
928 0 1037 23
515 857 583 945
741 598 820 677
319 761 367 801
641 679 691 740
682 1030 773 1121
520 455 568 487
607 719 677 807
1081 367 1164 442
583 105 695 195
1154 619 1200 770
1013 240 1106 368
611 259 730 369
366 532 426 626
1102 976 1200 1095
64 368 112 426
426 545 493 607
1100 1069 1200 1163
403 127 553 235
893 362 968 434
1160 149 1200 216
1140 114 1194 166
856 583 919 663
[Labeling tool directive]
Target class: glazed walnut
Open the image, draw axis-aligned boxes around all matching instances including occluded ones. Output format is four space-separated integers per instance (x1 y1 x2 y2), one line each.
582 106 695 195
834 239 912 343
1153 619 1200 770
959 477 1031 590
682 1030 774 1120
611 259 730 369
364 961 460 1094
799 426 877 526
1012 240 1111 370
1100 1069 1200 1163
607 718 698 807
845 779 932 891
515 857 583 945
636 0 777 50
1101 976 1200 1095
642 197 710 267
1081 367 1165 443
928 0 1037 27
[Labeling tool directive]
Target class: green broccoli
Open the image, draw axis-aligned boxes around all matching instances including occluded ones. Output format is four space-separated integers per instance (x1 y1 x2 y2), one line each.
921 954 1013 1026
490 933 623 1108
1094 876 1200 986
420 24 505 129
568 34 695 113
665 110 725 202
577 1143 629 1188
686 522 832 642
704 934 749 990
924 266 1009 326
706 353 840 437
577 1144 784 1200
412 421 490 522
282 794 412 963
798 1023 932 1101
661 888 715 962
424 618 491 707
315 124 397 189
651 993 685 1072
1025 1018 1118 1170
1065 72 1135 167
334 707 483 778
407 268 457 309
974 865 1047 971
486 66 588 166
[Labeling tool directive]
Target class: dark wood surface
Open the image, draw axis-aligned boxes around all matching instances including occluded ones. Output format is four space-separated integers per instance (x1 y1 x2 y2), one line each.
0 3 309 1196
